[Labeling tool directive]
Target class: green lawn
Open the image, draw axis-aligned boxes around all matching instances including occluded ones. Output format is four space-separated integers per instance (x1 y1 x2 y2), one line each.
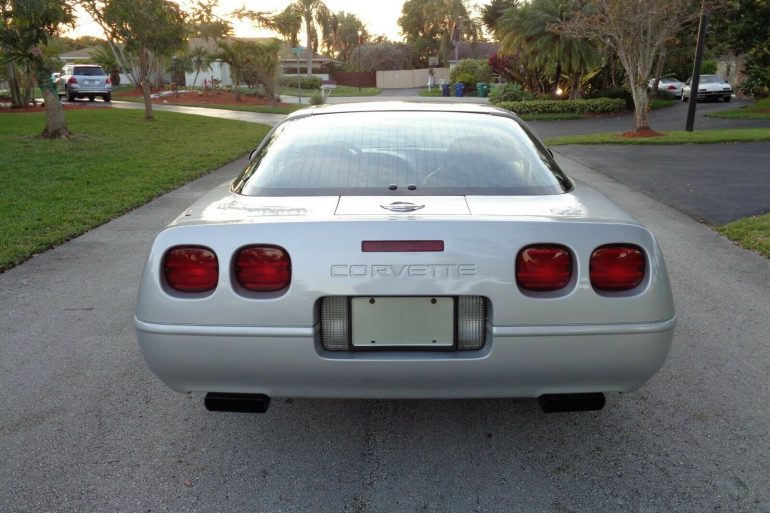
278 85 381 97
707 97 770 119
546 128 770 145
0 109 269 271
718 213 770 258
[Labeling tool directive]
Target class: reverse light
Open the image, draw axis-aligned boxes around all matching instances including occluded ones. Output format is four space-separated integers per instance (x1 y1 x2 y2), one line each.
516 245 572 291
235 245 291 292
590 245 645 291
164 246 218 292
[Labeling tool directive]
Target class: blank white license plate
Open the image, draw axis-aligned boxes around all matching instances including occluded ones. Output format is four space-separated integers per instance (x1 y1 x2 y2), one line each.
351 297 454 347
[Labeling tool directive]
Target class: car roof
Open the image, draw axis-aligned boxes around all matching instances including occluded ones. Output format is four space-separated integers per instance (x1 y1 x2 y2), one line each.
283 101 517 122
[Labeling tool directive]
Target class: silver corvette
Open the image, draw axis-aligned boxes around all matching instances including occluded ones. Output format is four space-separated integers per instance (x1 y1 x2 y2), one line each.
135 103 675 413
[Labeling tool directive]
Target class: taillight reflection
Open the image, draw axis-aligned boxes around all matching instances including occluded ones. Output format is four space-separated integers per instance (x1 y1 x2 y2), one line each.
235 245 291 292
516 244 572 291
164 246 218 292
590 245 645 291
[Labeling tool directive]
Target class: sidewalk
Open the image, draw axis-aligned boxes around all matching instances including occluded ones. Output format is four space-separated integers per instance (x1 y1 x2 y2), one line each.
279 87 491 105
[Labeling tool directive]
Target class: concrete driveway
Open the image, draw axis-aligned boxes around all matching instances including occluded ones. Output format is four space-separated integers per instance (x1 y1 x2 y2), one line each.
2 118 770 511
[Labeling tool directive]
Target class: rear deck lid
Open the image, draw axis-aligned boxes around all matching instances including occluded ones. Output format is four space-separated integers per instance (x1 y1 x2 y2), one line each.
335 196 471 216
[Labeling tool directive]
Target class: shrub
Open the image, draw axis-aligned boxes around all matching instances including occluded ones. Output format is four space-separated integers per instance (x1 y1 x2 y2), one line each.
278 75 323 90
701 60 718 74
495 98 626 115
450 59 492 88
654 89 678 101
489 83 534 104
584 86 634 109
309 92 326 105
738 66 770 98
454 72 476 92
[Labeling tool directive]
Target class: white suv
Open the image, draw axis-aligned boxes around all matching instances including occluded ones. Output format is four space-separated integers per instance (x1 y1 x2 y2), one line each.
56 64 112 103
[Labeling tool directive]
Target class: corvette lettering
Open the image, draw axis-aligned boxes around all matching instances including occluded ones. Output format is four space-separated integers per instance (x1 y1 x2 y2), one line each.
331 264 476 278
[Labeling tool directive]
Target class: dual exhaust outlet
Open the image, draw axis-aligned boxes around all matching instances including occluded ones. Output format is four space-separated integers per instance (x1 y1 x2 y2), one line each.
204 392 606 414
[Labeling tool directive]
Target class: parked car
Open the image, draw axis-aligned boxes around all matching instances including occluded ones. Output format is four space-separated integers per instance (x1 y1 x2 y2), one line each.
56 64 111 102
134 103 676 414
682 74 733 102
648 77 684 97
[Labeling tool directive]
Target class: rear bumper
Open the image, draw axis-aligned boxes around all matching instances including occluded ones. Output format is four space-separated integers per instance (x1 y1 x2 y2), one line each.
135 317 676 398
68 85 111 95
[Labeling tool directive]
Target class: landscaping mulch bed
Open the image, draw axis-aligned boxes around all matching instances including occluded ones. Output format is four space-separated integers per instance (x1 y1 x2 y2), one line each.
115 88 289 108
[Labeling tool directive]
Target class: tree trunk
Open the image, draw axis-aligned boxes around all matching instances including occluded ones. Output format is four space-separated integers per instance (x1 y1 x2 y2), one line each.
305 14 313 77
630 80 650 131
569 72 581 100
650 47 668 100
33 61 71 139
139 48 154 120
7 62 23 107
552 60 562 97
40 87 71 139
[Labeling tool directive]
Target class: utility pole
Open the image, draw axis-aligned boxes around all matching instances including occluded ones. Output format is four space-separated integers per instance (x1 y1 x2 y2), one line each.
686 0 708 132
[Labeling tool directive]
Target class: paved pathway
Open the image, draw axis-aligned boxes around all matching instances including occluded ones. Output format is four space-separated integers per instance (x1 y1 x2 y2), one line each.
110 100 286 126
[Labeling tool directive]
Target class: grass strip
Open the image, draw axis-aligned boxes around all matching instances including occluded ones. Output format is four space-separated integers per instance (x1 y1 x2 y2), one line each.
718 213 770 258
113 94 301 114
707 97 770 120
0 109 269 271
546 128 770 145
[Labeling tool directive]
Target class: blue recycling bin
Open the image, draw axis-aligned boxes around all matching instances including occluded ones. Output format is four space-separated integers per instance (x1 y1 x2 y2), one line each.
441 83 450 97
454 83 465 97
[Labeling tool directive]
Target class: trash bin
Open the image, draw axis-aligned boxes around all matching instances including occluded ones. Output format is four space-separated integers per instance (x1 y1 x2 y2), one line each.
479 83 490 97
454 83 465 97
441 83 450 97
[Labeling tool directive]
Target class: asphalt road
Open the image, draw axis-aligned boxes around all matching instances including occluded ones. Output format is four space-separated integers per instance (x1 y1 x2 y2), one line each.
528 100 770 224
2 143 769 511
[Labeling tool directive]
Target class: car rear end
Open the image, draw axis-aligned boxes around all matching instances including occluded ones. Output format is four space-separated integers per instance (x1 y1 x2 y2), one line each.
134 105 676 410
63 65 111 101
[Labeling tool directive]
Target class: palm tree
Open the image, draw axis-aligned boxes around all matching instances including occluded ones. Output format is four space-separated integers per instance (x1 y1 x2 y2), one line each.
497 0 596 97
215 40 247 101
293 0 328 76
89 44 122 85
188 44 212 88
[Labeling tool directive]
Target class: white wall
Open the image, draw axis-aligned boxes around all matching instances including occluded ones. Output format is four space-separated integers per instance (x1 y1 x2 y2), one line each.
376 68 450 89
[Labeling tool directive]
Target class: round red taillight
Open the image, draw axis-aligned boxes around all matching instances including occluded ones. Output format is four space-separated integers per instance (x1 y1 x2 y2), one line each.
516 244 572 291
590 245 645 291
235 246 291 292
164 246 218 292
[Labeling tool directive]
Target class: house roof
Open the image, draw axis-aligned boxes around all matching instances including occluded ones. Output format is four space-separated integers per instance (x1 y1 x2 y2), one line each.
187 37 331 62
59 46 102 61
450 42 500 61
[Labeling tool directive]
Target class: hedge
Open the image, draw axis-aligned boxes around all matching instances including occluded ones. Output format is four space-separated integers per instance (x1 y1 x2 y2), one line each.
495 98 626 115
277 75 323 89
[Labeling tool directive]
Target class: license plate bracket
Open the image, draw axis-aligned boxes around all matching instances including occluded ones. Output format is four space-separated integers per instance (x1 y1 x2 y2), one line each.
351 296 454 348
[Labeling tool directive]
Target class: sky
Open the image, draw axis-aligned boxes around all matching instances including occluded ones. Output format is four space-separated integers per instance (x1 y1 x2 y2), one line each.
67 0 405 43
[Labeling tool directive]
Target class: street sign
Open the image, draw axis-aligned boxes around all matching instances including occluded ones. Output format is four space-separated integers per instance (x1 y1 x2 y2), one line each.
292 47 304 57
